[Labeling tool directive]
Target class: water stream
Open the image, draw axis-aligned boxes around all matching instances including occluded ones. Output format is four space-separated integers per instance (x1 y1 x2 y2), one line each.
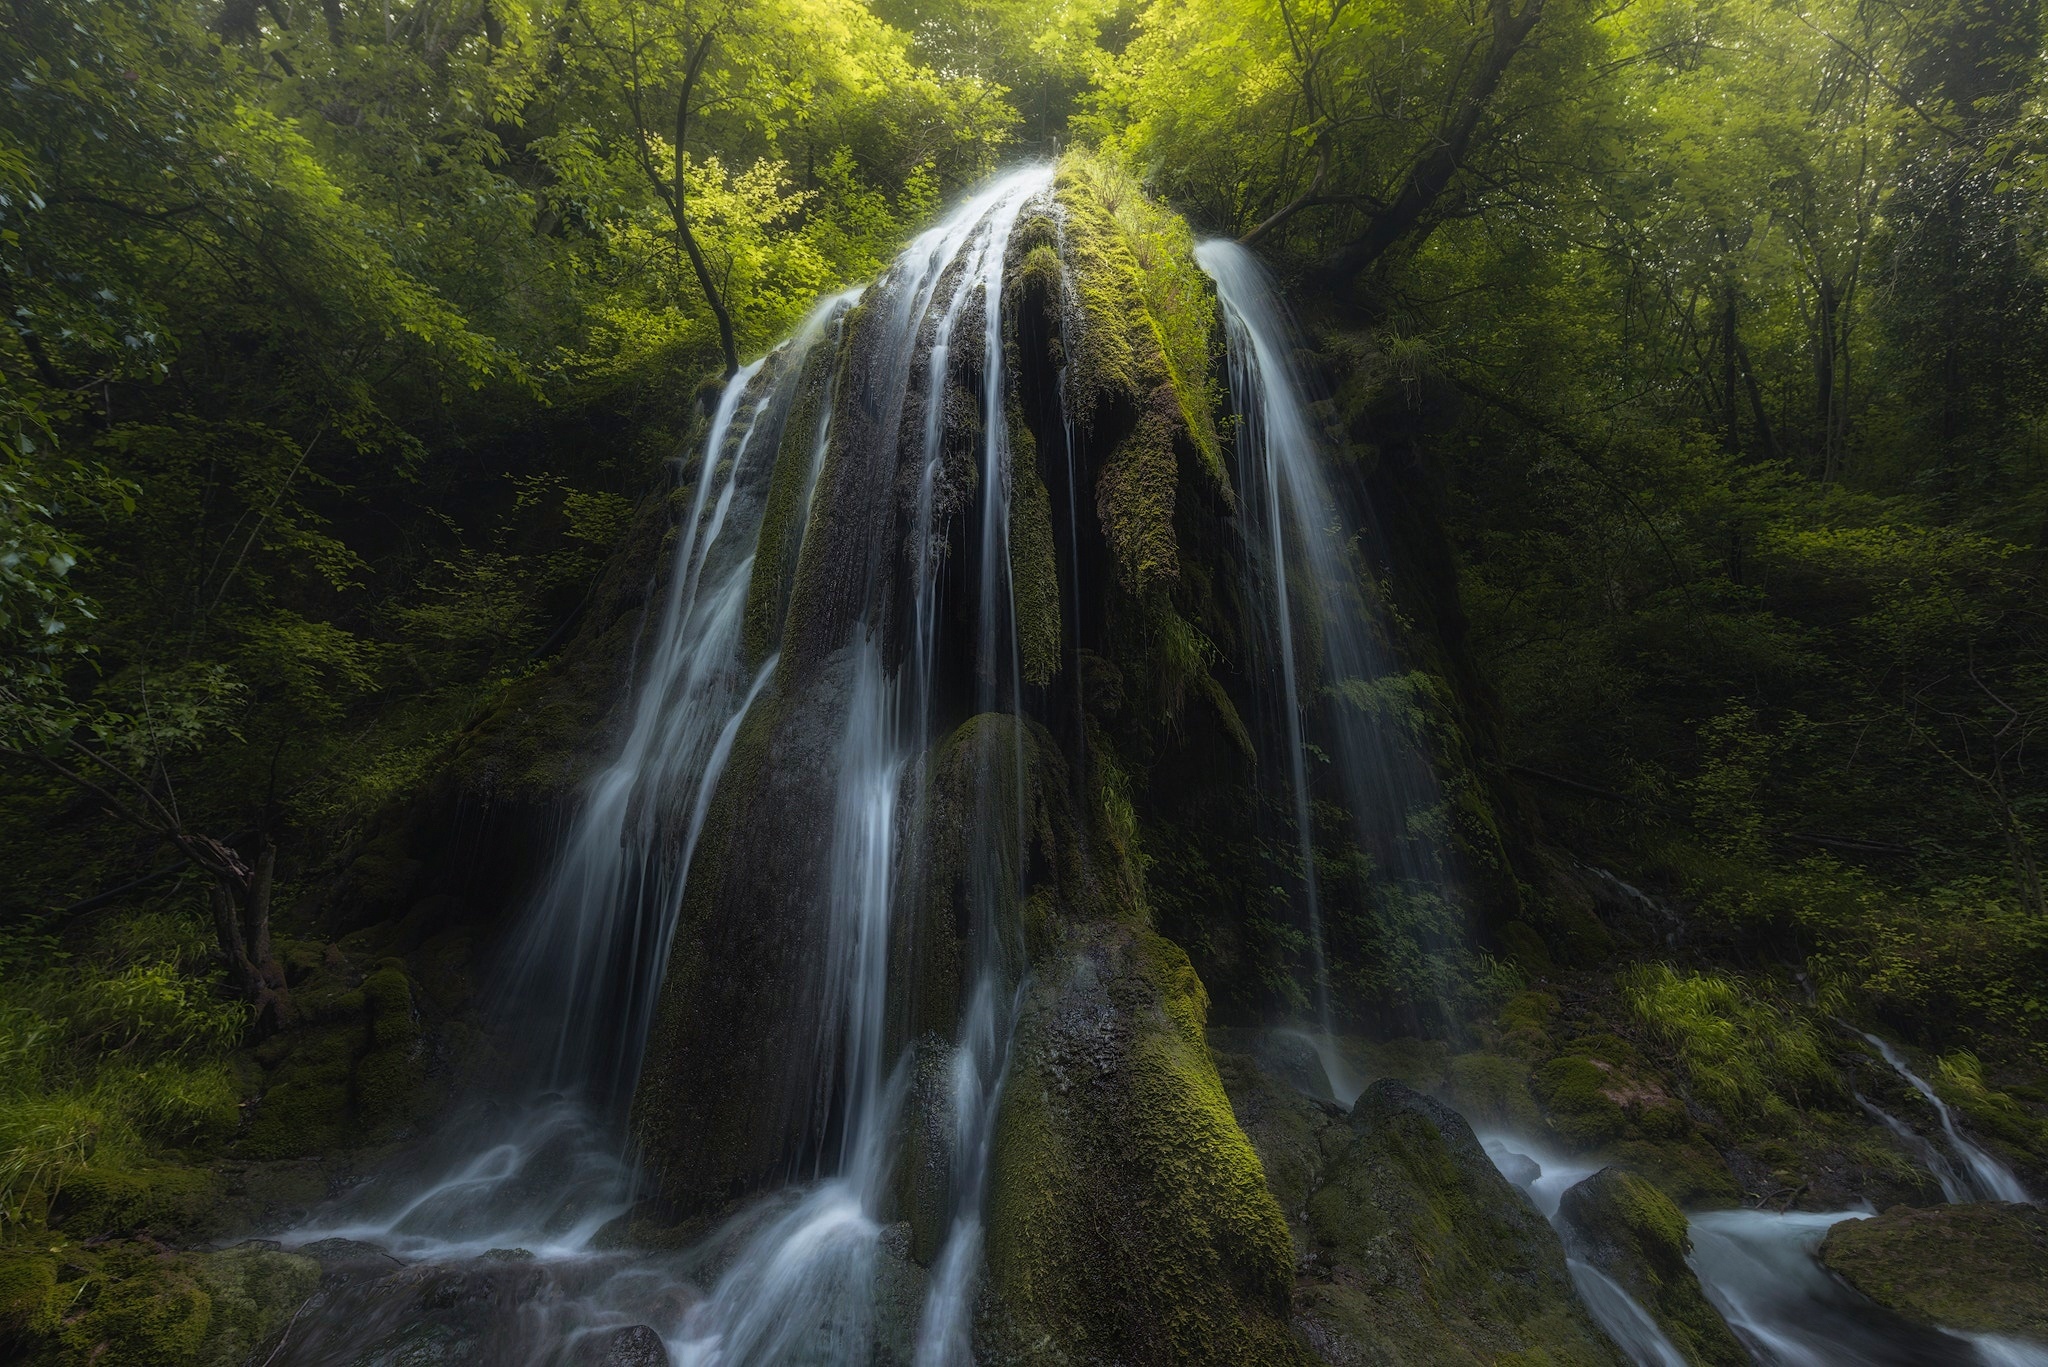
1859 1032 2032 1203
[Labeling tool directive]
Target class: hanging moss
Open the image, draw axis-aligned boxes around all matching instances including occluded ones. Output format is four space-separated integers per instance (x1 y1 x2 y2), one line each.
1008 410 1063 687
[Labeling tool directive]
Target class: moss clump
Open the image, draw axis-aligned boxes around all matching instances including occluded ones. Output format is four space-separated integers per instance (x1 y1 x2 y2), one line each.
1442 1050 1546 1133
0 1248 57 1349
241 964 432 1158
981 924 1303 1365
1558 1168 1747 1366
1535 1055 1632 1145
0 1239 317 1366
1820 1202 2048 1337
353 966 429 1136
1052 152 1227 598
1296 1080 1624 1366
53 1240 213 1364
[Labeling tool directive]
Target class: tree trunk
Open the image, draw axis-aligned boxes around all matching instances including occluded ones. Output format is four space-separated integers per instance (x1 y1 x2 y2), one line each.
675 31 741 379
1324 0 1544 281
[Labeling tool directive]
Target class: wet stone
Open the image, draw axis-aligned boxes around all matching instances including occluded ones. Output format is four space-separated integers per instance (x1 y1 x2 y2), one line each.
571 1323 672 1367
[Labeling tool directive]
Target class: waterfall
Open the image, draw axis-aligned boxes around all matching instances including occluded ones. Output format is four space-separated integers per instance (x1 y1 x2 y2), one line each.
285 296 856 1263
1196 238 1448 1085
274 167 1061 1367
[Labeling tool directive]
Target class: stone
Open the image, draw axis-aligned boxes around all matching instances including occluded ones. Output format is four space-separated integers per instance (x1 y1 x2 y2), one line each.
572 1323 671 1367
1819 1201 2048 1338
1556 1168 1747 1366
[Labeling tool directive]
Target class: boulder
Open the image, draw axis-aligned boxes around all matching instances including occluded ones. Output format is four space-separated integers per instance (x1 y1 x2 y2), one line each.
1556 1168 1747 1366
1819 1201 2048 1338
979 923 1306 1365
1294 1079 1625 1366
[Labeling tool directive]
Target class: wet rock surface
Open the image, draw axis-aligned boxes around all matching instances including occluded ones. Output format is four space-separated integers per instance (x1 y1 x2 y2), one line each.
1213 1045 1628 1367
1819 1201 2048 1339
1556 1167 1748 1366
569 1323 670 1367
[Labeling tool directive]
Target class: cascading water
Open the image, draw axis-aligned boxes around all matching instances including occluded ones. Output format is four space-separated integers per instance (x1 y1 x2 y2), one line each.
270 167 1069 1365
1196 238 1451 1100
284 296 857 1267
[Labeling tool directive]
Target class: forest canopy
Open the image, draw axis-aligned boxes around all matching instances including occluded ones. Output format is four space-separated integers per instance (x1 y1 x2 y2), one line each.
2 0 2047 1291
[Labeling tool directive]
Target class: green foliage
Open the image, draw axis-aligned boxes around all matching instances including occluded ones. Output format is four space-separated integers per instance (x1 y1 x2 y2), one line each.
1622 965 1838 1124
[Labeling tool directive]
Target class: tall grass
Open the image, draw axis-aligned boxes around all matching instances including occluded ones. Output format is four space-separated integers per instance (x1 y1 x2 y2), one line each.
1621 964 1837 1123
0 933 249 1227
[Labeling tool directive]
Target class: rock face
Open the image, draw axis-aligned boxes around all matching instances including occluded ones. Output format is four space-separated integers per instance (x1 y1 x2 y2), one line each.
1819 1201 2048 1338
1296 1080 1626 1366
980 924 1306 1365
1555 1168 1747 1367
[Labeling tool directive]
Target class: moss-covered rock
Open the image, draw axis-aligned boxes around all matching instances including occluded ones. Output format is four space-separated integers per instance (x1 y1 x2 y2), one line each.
48 1162 220 1241
631 660 846 1214
242 962 436 1159
980 923 1304 1365
1296 1079 1625 1366
0 1247 57 1351
1819 1202 2048 1338
1556 1168 1747 1366
1052 153 1226 599
0 1237 314 1367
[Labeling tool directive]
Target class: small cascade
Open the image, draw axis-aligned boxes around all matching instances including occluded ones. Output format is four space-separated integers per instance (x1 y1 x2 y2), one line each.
1480 1135 1689 1367
1197 239 1452 1053
1565 1260 1688 1367
1860 1032 2031 1204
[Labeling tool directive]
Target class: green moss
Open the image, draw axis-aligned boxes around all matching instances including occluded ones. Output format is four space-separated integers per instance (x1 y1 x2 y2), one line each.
0 1248 56 1348
190 1246 320 1365
1535 1055 1631 1145
55 1241 213 1365
1820 1203 2048 1337
0 1240 316 1367
981 924 1303 1365
241 965 431 1158
1053 153 1229 598
1008 412 1064 688
1558 1168 1747 1367
1442 1051 1545 1132
49 1163 219 1241
353 967 428 1135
